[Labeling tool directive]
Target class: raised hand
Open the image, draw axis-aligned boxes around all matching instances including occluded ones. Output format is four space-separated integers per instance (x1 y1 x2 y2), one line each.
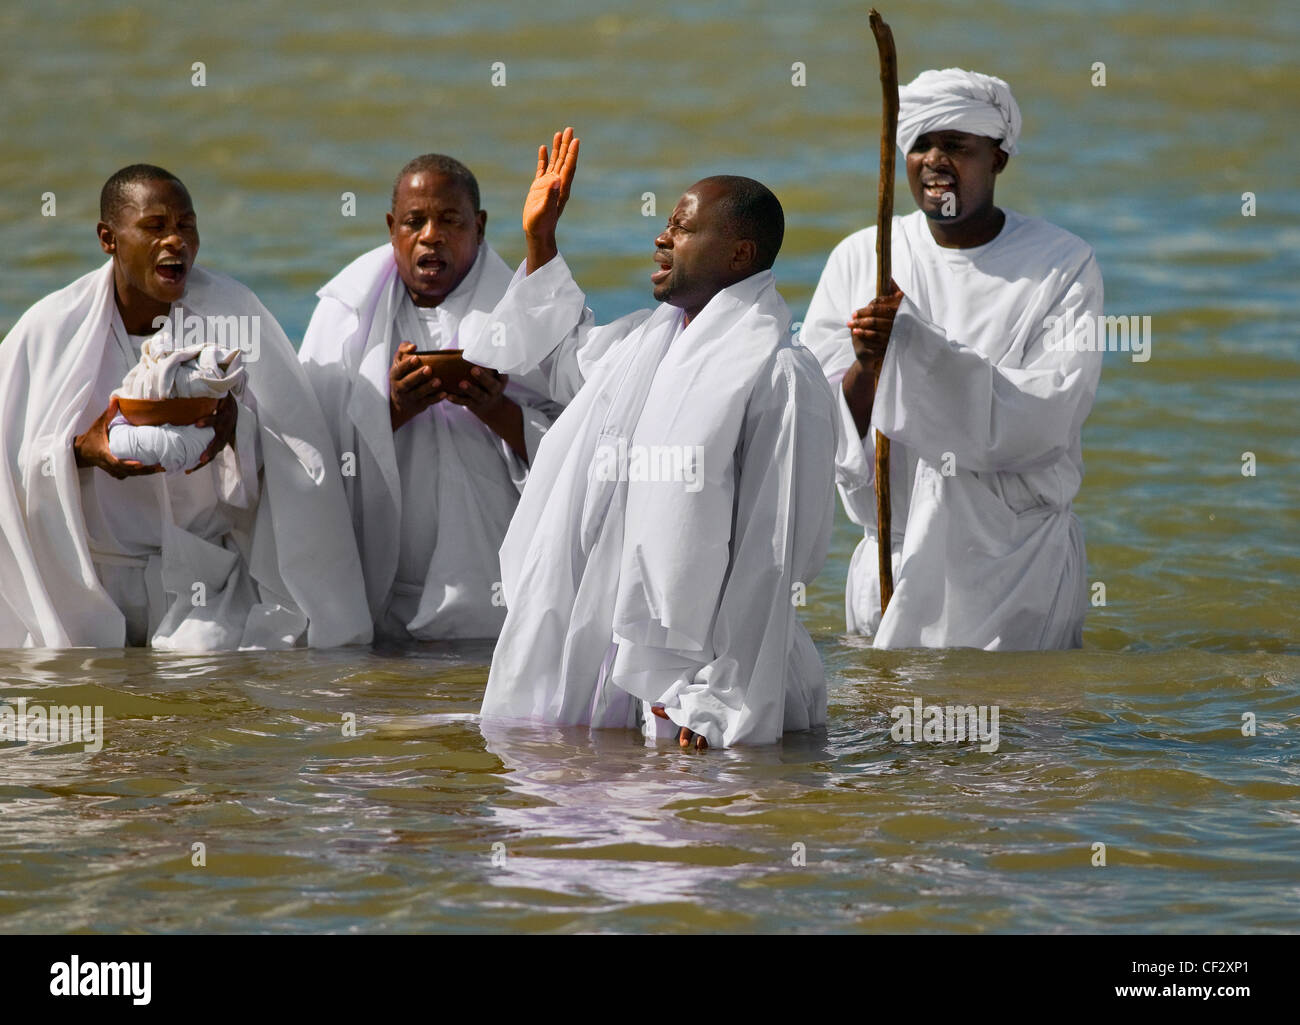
523 126 580 273
72 397 165 479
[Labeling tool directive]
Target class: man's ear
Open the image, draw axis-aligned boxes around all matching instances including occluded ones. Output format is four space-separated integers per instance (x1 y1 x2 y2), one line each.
992 147 1009 175
732 238 757 272
385 211 396 236
96 221 116 256
476 209 487 243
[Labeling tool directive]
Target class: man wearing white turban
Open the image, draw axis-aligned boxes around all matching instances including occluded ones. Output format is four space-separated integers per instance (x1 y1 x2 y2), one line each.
801 68 1105 649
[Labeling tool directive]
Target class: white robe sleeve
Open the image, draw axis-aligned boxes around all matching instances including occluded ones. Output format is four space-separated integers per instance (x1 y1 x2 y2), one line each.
462 254 651 405
874 257 1105 475
653 348 837 747
511 393 565 485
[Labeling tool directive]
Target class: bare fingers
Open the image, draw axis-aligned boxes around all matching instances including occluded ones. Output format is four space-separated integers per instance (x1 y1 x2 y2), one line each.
390 340 420 373
469 366 504 396
678 727 708 751
407 376 445 404
446 368 503 407
558 136 579 214
120 458 165 478
549 128 571 175
393 362 429 388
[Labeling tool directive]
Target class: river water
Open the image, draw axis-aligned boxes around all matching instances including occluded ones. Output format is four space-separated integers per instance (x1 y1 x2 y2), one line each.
1 0 1297 932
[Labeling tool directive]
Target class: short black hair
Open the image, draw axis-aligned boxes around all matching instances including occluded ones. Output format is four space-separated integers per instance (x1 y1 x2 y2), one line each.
697 175 784 271
391 154 481 213
100 164 187 224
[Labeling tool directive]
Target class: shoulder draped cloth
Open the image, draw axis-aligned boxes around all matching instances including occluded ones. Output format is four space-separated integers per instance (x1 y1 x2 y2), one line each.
0 260 372 649
467 257 837 746
299 242 557 636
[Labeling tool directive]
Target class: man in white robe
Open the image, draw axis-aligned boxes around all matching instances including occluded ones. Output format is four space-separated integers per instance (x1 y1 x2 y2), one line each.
801 69 1105 650
300 155 561 640
0 165 372 649
467 130 837 749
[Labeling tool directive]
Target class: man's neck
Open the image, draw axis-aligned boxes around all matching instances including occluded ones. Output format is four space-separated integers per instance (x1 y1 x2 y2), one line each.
113 278 167 335
682 270 757 327
406 288 445 310
926 205 1006 249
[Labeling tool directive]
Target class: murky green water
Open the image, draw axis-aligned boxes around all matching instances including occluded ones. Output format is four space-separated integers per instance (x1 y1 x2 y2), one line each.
1 0 1297 932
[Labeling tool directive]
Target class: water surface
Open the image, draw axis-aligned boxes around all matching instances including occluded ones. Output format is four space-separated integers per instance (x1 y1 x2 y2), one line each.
0 0 1297 933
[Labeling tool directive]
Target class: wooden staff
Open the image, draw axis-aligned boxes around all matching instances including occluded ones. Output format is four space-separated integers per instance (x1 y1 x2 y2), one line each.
869 8 898 616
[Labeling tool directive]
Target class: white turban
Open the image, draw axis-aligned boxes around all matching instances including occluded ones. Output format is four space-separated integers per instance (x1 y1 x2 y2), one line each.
897 68 1022 157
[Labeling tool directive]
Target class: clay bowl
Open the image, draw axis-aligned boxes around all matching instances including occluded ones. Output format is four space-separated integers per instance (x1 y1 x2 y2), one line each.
117 396 219 427
412 348 500 390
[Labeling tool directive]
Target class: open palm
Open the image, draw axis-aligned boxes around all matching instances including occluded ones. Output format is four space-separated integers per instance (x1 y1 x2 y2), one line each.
523 126 580 239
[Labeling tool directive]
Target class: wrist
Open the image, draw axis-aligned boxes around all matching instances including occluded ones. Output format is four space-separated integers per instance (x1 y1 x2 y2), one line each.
846 356 881 383
524 233 557 274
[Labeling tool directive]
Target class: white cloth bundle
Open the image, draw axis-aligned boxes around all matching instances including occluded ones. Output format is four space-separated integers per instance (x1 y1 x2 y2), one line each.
108 341 247 472
897 67 1022 156
107 421 209 472
118 339 246 401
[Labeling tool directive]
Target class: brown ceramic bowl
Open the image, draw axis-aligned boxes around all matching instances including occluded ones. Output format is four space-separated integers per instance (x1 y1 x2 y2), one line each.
117 396 219 427
412 348 500 391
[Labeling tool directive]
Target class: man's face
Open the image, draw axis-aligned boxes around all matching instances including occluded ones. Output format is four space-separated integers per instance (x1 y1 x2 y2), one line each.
387 172 486 307
906 130 1007 224
651 181 747 316
98 179 199 307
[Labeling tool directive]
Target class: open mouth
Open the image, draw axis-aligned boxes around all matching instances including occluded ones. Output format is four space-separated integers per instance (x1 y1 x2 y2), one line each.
922 177 956 200
155 256 186 284
416 253 447 276
651 252 671 285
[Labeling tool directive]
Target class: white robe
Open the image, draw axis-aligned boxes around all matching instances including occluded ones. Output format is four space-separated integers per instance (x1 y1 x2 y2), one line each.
464 255 837 748
801 208 1105 649
299 242 560 639
0 260 373 650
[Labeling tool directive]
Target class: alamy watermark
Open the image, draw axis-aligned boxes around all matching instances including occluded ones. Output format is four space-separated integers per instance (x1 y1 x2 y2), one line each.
890 696 1000 753
151 304 261 362
0 697 103 753
1043 309 1151 363
592 440 704 493
50 956 150 1005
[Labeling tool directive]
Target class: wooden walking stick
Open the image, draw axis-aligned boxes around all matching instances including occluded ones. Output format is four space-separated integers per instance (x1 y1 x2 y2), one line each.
869 8 898 616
